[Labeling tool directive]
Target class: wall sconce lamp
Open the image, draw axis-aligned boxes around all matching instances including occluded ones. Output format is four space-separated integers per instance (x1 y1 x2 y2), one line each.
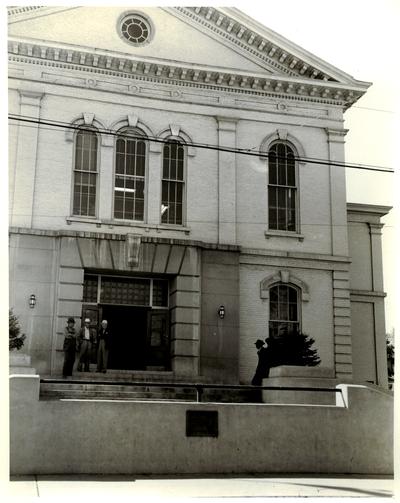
29 294 36 308
218 305 225 319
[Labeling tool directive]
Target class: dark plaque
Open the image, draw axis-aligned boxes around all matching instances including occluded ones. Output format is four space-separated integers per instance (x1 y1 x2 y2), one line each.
186 410 219 437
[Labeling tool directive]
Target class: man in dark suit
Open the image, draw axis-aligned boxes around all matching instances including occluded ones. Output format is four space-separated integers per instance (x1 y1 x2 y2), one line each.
97 319 111 373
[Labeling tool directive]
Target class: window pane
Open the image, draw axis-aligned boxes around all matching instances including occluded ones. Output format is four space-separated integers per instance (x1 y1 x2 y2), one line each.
277 209 286 229
269 187 277 207
153 280 169 307
269 207 277 230
269 152 277 184
277 187 286 208
270 301 278 320
287 163 295 187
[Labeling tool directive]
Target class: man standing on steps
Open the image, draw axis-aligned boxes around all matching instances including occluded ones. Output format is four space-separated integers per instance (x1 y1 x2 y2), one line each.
77 318 96 372
97 319 110 373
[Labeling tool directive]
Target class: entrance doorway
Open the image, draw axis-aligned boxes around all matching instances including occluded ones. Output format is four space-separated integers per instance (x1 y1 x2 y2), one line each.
102 305 149 371
82 274 171 371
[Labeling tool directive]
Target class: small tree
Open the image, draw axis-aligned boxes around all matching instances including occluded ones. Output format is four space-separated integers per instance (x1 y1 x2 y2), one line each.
387 336 394 383
271 331 321 367
9 310 26 351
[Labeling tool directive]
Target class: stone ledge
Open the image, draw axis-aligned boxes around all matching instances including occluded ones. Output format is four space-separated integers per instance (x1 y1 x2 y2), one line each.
269 365 335 379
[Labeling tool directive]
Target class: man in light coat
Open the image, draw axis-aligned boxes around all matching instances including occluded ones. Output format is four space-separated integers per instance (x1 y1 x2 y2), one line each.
77 318 97 372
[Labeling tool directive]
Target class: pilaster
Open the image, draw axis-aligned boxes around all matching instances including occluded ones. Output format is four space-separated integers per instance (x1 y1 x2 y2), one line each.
147 143 163 225
216 117 238 245
326 128 349 257
332 269 353 381
98 135 114 221
11 90 44 227
368 223 385 291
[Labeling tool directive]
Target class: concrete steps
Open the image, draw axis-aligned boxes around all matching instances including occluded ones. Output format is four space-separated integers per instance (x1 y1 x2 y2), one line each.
40 382 198 401
39 373 261 403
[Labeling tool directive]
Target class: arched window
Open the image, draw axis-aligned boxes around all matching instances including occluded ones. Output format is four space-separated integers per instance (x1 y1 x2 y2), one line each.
114 130 146 221
268 142 297 232
161 140 185 225
269 284 299 338
72 129 98 217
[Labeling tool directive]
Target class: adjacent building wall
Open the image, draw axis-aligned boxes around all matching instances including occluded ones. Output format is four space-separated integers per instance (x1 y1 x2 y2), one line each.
347 204 391 388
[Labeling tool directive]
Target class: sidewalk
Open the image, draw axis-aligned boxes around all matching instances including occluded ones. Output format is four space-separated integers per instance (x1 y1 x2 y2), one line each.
6 474 394 498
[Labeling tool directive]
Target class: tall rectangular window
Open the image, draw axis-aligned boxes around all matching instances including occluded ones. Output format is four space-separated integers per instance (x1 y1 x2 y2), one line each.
73 130 98 216
268 143 297 232
161 141 185 225
114 133 146 221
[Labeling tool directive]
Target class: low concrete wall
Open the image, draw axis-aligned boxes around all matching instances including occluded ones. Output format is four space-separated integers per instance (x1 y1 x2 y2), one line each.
263 366 338 405
9 375 393 475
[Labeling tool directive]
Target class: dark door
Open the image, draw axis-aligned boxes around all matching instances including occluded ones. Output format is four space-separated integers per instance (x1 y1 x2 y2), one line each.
146 310 170 370
101 305 149 370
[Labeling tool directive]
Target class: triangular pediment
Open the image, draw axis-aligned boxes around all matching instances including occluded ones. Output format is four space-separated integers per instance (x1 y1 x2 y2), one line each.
8 6 370 108
8 6 275 75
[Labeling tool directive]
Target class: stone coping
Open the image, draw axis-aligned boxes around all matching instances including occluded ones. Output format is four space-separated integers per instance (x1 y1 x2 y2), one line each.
269 365 335 378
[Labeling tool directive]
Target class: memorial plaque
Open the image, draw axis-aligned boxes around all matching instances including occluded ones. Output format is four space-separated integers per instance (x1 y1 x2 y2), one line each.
186 410 218 437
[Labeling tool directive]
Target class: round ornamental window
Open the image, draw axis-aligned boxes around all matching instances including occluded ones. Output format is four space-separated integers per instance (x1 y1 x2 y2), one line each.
120 15 151 45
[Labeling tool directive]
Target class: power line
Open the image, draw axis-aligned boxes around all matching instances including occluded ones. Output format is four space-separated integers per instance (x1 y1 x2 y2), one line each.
351 105 395 114
8 113 393 173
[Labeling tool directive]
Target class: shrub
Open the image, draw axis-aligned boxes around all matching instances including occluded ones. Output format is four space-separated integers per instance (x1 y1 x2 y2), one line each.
270 331 321 367
9 309 26 351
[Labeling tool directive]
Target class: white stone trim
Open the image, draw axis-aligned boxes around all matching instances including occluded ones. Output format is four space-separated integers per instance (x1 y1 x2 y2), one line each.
259 130 306 162
260 270 310 301
8 39 367 109
156 126 197 157
65 114 107 145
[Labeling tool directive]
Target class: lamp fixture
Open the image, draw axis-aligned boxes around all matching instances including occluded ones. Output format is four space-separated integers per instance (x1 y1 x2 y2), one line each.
29 294 36 308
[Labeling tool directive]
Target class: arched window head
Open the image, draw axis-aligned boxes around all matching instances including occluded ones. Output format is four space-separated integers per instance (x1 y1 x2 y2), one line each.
269 283 300 338
114 129 147 221
161 139 185 225
268 142 297 232
72 128 98 217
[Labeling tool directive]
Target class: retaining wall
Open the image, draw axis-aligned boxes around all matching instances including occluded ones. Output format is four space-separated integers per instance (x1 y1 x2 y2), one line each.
9 375 393 475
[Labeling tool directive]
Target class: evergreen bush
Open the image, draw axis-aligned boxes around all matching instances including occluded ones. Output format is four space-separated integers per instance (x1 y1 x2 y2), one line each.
9 309 26 351
271 330 321 367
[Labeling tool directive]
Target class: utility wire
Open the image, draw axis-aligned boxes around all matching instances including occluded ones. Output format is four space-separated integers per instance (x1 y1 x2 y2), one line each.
8 113 394 173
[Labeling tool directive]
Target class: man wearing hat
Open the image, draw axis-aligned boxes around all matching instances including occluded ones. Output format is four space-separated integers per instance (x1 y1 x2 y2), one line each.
62 317 77 378
251 339 271 386
77 318 97 372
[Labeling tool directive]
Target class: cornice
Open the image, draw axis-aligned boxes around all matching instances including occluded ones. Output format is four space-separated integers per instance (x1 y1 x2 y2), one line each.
169 6 367 87
347 203 392 217
8 39 367 110
8 7 79 24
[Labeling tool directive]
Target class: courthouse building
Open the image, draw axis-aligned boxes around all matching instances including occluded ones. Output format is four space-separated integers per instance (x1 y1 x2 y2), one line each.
8 6 390 387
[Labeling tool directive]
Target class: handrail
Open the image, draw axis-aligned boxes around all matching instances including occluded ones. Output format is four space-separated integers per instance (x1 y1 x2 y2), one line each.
40 378 341 403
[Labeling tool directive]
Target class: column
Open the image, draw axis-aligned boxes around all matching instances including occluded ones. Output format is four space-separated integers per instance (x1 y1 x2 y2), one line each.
216 117 238 245
11 90 44 227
